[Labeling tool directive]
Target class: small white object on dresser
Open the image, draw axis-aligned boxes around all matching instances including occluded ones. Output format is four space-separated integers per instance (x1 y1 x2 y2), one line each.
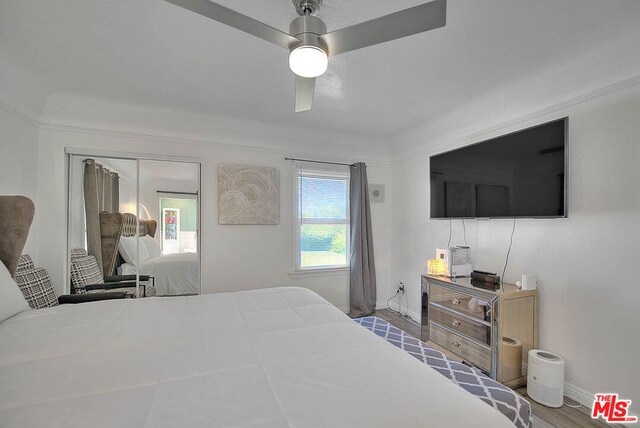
522 274 538 290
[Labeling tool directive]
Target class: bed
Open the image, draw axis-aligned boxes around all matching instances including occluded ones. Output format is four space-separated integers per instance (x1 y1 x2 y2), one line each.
119 252 199 296
0 287 516 427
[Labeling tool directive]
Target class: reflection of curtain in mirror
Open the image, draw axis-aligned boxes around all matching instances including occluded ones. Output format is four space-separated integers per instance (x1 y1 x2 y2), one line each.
83 158 119 273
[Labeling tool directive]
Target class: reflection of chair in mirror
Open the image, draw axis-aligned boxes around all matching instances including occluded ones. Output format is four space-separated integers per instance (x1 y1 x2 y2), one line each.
69 248 156 298
99 212 156 274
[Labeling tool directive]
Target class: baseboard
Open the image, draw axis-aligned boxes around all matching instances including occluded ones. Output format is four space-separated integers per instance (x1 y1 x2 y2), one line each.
563 382 594 407
377 299 421 324
563 383 638 426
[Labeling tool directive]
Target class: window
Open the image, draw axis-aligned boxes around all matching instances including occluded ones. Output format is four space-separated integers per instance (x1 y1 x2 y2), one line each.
295 165 350 270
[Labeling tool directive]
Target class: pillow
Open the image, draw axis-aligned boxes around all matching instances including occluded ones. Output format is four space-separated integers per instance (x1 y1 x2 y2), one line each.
0 260 30 322
14 267 59 309
118 235 149 265
141 235 162 259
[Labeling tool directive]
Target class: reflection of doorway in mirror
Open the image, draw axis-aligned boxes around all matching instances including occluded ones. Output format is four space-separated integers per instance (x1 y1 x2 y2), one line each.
162 208 180 254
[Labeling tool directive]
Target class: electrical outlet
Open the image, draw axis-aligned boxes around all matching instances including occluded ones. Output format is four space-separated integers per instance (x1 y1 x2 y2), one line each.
398 281 405 293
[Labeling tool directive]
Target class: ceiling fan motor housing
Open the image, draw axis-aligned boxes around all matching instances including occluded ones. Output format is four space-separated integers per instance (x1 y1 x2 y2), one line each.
289 15 328 54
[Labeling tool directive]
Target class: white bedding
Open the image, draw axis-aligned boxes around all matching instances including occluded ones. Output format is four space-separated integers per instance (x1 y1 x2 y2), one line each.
0 287 514 427
119 253 199 296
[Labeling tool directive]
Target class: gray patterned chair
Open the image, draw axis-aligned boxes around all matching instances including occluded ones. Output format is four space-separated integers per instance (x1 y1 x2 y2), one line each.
14 255 58 309
1 195 127 306
14 254 127 307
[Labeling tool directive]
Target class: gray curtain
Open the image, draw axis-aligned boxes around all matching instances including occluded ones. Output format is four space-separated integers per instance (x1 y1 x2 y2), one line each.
83 158 119 273
349 162 376 317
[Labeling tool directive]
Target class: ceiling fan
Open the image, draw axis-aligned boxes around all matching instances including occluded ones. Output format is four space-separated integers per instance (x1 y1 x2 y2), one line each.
163 0 447 112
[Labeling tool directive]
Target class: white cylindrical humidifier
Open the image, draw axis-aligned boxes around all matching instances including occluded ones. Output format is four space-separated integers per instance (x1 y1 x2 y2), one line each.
527 349 565 408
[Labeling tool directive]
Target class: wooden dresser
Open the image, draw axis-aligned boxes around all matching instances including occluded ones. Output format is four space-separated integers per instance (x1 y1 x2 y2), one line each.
421 275 538 387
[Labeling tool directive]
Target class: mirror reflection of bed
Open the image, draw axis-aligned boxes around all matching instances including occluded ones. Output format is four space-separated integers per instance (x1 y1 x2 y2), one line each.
67 154 200 298
115 224 199 296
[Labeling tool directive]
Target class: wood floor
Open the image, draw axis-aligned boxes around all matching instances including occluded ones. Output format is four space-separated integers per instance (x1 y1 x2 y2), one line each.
373 309 613 428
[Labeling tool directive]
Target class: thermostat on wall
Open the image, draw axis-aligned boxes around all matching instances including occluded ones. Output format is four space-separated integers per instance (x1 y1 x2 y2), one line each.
369 184 385 203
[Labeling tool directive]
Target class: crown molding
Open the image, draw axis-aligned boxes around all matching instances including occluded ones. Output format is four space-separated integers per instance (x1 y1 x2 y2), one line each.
3 73 640 168
391 73 640 164
39 122 394 166
0 98 40 128
0 95 393 166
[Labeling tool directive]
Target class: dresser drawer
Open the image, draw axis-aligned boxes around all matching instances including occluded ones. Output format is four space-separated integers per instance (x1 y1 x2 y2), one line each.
429 283 489 321
430 323 492 372
429 304 490 345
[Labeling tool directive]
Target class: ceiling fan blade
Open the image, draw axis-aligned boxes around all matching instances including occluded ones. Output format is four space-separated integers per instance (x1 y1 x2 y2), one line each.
295 76 316 112
164 0 300 50
320 0 446 56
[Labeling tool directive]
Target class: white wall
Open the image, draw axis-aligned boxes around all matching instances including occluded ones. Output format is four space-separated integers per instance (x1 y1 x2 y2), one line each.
390 84 640 404
0 105 40 256
35 127 392 308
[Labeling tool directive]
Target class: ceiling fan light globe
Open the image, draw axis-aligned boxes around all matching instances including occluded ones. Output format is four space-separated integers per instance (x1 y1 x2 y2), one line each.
289 45 328 78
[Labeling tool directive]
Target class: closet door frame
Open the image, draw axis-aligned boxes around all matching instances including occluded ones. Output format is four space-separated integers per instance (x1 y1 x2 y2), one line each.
65 147 202 296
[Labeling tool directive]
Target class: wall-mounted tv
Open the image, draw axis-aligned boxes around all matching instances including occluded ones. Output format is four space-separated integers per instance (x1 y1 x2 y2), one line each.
430 118 567 219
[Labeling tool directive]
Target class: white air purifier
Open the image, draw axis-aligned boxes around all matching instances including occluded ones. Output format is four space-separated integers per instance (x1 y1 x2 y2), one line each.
527 349 565 408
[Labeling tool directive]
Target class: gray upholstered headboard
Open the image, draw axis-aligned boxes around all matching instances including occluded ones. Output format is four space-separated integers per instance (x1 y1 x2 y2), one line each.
99 212 158 276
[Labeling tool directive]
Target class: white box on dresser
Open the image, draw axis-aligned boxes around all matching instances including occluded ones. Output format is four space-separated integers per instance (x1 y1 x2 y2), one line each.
422 275 538 387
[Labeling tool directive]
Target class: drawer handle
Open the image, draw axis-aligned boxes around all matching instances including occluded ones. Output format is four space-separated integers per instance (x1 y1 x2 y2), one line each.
451 298 460 305
451 340 461 348
452 319 461 327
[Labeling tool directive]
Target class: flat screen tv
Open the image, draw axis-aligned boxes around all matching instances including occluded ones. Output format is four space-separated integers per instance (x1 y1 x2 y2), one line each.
430 118 567 219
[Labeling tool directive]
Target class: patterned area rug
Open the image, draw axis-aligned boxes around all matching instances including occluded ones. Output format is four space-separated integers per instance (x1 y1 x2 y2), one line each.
355 316 531 428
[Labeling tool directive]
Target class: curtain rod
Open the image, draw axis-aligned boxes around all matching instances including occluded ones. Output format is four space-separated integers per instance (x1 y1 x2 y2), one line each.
156 190 198 196
285 157 356 167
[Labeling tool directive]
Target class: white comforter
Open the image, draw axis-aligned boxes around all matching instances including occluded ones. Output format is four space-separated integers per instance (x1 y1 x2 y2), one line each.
120 253 199 296
0 287 514 427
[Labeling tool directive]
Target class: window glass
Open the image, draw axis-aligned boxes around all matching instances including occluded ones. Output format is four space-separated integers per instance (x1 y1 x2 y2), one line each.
296 169 349 270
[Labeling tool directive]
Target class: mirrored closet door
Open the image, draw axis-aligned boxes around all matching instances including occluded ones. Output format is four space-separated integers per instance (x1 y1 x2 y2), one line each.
67 153 201 298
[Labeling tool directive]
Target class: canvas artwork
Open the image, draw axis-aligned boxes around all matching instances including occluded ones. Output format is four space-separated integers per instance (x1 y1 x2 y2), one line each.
218 164 280 225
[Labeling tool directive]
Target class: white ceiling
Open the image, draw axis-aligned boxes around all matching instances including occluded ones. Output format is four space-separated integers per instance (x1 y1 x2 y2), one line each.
1 0 640 160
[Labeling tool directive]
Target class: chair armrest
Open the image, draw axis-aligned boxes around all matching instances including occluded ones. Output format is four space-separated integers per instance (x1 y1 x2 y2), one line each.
58 292 127 304
84 281 137 291
104 274 151 282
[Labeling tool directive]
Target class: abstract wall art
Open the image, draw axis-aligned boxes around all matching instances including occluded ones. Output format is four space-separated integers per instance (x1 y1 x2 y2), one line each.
218 164 279 225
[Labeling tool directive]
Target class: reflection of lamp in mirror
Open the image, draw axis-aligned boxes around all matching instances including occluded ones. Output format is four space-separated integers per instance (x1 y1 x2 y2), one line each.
122 202 137 215
138 204 151 220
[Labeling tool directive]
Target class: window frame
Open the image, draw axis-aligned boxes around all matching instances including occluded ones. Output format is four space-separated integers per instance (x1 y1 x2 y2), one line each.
293 164 350 272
